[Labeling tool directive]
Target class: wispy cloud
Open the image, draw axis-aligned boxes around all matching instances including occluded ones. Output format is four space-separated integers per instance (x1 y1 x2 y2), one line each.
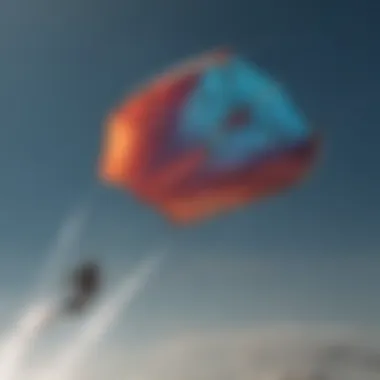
118 324 380 380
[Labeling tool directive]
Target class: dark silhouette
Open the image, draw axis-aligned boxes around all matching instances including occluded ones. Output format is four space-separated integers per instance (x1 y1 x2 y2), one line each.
64 261 100 314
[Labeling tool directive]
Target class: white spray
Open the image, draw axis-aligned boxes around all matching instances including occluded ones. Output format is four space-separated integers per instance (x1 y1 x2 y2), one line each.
40 255 162 380
0 202 90 380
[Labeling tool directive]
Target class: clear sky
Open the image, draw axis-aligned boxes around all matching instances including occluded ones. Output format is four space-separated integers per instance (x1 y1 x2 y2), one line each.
0 0 379 351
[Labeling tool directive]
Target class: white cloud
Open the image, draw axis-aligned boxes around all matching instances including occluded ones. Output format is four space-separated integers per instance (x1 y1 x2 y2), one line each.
90 324 380 380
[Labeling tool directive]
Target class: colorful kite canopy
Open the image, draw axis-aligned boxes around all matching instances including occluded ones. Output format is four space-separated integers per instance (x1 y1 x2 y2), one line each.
98 48 319 224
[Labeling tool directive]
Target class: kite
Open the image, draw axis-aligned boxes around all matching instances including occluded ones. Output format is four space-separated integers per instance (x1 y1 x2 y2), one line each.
98 48 320 224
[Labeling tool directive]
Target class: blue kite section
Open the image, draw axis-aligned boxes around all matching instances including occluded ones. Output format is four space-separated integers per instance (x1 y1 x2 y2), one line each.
178 56 310 168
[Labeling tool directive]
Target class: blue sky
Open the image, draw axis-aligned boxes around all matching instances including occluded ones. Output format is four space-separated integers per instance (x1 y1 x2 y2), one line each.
0 0 379 346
